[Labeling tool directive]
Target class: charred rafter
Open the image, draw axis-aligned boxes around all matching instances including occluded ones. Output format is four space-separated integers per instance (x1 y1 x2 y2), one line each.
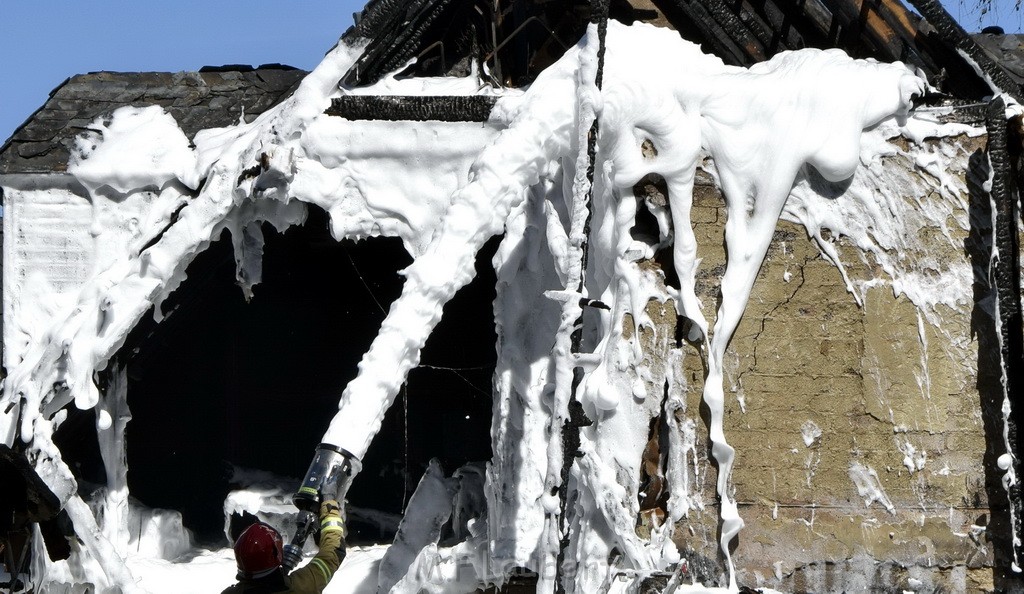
651 0 754 66
342 0 465 86
867 0 937 71
745 0 806 53
734 0 804 55
336 0 1007 101
768 0 840 46
650 0 993 100
703 0 768 62
325 95 497 122
866 0 985 99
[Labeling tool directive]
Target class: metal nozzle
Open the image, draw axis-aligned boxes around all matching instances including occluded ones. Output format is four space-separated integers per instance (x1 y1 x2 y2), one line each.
283 444 362 571
294 443 361 510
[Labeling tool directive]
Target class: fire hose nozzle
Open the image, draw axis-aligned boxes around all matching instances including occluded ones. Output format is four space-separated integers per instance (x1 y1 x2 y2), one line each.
294 443 361 510
282 444 361 571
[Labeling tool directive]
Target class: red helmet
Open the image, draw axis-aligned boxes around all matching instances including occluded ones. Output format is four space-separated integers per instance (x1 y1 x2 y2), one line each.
234 523 284 579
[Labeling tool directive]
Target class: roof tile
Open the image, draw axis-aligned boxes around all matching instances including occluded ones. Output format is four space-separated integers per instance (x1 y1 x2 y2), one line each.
1 67 306 175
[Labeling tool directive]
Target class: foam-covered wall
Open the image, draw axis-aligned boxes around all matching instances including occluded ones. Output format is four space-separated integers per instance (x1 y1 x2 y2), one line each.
0 21 1019 594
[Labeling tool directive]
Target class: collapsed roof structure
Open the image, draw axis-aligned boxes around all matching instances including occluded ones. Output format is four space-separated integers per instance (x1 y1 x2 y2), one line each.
1 0 1024 592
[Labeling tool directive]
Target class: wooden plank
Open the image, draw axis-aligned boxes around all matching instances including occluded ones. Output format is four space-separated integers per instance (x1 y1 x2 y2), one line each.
815 0 896 58
871 0 941 73
650 0 755 65
342 0 461 86
702 0 769 61
742 0 809 53
326 95 498 122
790 0 841 41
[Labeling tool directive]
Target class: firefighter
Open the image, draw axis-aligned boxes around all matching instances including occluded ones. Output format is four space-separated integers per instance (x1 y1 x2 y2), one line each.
221 500 346 594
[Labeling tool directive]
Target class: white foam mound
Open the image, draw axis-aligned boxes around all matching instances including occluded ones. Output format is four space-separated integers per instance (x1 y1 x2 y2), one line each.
70 105 202 194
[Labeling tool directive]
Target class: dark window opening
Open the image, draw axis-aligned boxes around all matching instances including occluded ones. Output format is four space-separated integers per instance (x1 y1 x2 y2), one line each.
109 205 497 545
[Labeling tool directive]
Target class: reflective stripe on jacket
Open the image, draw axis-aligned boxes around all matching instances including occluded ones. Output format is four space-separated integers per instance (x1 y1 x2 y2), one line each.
286 524 345 593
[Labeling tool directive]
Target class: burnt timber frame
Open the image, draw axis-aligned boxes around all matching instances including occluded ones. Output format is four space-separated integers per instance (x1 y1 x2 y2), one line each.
554 0 608 589
326 95 498 122
986 97 1024 575
339 0 1007 101
640 0 997 99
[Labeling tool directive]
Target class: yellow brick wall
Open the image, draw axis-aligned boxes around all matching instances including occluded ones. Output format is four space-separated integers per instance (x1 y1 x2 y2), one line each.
631 138 1017 591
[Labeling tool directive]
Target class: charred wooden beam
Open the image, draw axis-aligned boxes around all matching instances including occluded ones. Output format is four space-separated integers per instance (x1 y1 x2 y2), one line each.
815 0 890 57
702 0 768 61
0 445 61 527
906 0 1023 103
368 0 457 80
809 0 935 75
0 444 70 565
732 1 779 53
326 95 498 122
344 0 414 41
342 0 463 86
870 0 942 73
813 0 948 91
729 0 815 56
651 0 753 66
772 0 838 43
985 95 1024 572
555 0 607 589
853 0 911 61
878 2 989 100
742 0 808 54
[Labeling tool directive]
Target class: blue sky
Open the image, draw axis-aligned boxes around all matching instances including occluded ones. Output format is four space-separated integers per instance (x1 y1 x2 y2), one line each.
0 1 363 143
1 0 1020 145
945 0 1023 31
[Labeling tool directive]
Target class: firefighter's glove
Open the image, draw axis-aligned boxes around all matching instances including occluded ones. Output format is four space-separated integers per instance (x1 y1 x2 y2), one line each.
319 499 345 538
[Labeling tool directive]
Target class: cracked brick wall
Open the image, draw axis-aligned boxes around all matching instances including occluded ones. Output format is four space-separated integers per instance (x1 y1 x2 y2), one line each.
631 137 1017 592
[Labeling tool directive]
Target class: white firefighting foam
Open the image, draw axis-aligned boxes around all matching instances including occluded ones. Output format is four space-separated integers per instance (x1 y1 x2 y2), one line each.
0 19 994 594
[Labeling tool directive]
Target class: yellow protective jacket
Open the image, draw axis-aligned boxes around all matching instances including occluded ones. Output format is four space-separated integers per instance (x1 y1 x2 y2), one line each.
222 503 346 594
286 526 346 594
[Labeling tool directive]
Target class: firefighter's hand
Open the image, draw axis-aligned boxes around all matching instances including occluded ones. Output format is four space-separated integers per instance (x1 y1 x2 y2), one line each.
319 499 345 538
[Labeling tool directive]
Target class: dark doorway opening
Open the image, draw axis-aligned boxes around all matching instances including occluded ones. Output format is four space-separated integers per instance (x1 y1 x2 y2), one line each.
112 206 497 544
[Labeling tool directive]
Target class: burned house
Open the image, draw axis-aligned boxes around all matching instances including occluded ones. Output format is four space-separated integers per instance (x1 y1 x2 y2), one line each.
1 0 1023 592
